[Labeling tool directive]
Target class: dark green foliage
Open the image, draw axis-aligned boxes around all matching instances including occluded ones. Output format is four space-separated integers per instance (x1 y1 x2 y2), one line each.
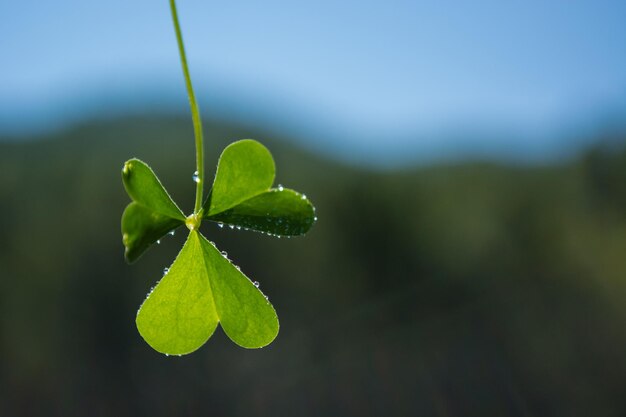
1 117 626 415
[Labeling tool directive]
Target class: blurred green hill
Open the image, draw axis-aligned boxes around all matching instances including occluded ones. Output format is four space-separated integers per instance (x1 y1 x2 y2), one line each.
1 116 625 416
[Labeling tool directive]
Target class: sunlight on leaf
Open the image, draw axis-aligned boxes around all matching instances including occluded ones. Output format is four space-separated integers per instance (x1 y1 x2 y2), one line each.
136 230 279 354
122 158 185 220
205 140 275 216
136 231 219 355
197 232 279 348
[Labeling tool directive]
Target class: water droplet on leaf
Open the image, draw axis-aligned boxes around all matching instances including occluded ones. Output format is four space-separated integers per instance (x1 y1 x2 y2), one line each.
192 171 200 183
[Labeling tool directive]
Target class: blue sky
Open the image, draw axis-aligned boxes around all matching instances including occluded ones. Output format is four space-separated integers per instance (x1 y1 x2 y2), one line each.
1 0 626 163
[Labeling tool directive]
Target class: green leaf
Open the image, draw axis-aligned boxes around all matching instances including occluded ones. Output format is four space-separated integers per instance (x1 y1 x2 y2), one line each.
136 230 279 354
206 188 316 236
122 158 185 220
121 203 183 263
204 140 275 216
196 232 279 348
121 158 186 262
136 231 219 355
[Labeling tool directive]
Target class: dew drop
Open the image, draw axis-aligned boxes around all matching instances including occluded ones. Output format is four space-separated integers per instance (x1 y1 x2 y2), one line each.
217 222 224 228
157 239 161 244
168 230 175 236
253 281 260 288
236 225 242 230
301 194 307 200
165 353 170 357
314 216 318 222
192 171 200 183
277 184 284 191
122 162 131 175
221 250 228 257
229 224 235 230
163 267 169 276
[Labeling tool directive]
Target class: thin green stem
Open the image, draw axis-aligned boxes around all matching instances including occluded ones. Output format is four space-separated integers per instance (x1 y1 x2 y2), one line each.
170 0 204 215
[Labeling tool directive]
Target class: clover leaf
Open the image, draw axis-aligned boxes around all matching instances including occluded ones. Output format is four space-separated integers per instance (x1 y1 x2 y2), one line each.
122 0 315 355
121 159 185 263
204 139 275 216
207 189 316 236
202 140 316 236
122 140 315 354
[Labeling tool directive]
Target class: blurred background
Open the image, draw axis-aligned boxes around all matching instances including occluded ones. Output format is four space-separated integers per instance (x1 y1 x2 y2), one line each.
1 0 626 415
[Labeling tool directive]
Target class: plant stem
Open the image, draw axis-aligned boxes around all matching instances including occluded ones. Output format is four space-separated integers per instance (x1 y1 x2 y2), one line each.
170 0 204 215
